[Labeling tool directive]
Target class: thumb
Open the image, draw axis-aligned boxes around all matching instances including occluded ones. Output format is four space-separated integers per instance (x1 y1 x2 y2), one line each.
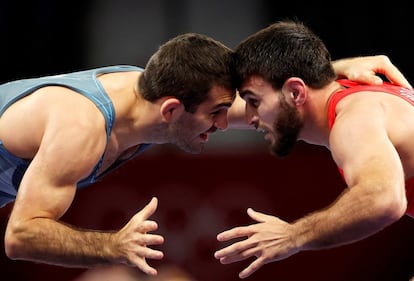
136 197 158 221
247 208 274 223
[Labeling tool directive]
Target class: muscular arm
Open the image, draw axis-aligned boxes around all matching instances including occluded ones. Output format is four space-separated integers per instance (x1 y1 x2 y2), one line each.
4 91 163 274
295 97 406 250
215 95 407 278
5 108 114 263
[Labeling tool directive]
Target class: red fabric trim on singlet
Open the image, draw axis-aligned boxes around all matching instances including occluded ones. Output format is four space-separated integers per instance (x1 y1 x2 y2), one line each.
328 79 414 130
328 79 414 217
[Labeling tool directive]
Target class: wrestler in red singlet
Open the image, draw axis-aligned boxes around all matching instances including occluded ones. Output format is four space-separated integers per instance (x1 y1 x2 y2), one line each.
327 79 414 217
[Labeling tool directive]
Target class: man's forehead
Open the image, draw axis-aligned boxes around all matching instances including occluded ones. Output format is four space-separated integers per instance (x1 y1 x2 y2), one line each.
241 75 267 89
239 75 266 98
194 85 234 112
209 85 235 102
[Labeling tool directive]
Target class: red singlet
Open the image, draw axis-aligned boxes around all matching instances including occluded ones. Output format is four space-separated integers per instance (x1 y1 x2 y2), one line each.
327 79 414 217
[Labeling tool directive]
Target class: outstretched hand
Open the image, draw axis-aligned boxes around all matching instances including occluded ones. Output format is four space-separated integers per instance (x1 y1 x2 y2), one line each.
214 208 299 279
112 197 164 275
332 55 412 89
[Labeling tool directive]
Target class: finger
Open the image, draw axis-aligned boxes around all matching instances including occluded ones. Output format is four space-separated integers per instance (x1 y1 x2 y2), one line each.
383 67 412 89
360 73 383 86
239 258 264 279
214 239 253 260
218 251 252 264
137 220 159 233
216 226 251 242
219 241 268 264
135 197 158 221
377 56 412 89
130 248 164 262
135 260 158 276
132 248 164 275
247 208 274 222
366 70 412 90
141 233 164 246
140 247 164 260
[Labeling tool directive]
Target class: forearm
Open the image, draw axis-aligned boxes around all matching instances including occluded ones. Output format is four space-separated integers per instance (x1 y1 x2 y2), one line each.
291 187 398 251
6 218 119 267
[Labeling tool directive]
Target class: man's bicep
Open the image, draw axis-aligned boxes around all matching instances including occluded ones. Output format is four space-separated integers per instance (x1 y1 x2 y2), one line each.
330 112 404 190
13 126 105 220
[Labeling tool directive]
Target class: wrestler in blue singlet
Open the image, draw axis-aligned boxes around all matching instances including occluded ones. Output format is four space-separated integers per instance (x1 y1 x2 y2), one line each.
0 65 151 207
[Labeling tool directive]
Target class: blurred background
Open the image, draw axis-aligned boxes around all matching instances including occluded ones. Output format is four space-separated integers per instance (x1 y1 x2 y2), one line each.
1 0 413 280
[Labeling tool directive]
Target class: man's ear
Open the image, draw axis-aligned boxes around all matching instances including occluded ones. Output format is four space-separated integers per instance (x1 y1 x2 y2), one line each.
282 77 307 106
160 98 184 122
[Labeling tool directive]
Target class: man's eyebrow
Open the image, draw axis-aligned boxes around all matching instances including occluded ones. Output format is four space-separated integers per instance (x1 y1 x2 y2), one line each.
214 101 233 109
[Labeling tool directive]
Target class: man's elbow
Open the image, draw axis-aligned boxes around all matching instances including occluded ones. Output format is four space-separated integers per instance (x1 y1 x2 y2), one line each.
4 224 29 260
374 190 407 223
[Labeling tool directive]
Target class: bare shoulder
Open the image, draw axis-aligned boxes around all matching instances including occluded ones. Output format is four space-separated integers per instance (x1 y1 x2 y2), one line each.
330 89 414 159
335 90 414 119
0 85 107 160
